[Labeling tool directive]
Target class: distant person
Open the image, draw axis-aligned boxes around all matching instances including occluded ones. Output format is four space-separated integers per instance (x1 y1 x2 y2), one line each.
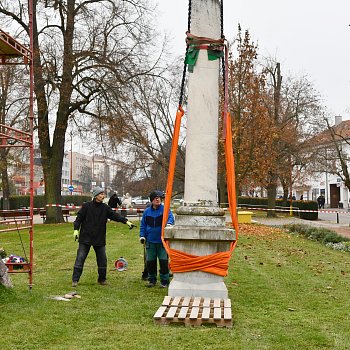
108 193 122 209
122 193 132 208
317 195 325 209
317 195 322 208
71 187 136 287
139 190 174 288
300 195 303 200
320 195 325 209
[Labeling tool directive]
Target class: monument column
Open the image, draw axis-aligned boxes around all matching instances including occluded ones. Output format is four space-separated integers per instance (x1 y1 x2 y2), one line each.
184 0 220 204
164 0 236 299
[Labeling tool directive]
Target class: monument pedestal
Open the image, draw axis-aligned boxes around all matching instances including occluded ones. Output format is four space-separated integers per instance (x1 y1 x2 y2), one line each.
164 206 236 298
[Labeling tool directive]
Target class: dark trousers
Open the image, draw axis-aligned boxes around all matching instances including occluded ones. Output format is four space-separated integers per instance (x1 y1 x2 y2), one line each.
146 242 169 284
72 243 107 282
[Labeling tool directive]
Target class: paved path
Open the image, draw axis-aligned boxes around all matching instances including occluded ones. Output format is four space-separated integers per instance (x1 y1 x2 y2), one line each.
225 208 350 238
251 215 350 238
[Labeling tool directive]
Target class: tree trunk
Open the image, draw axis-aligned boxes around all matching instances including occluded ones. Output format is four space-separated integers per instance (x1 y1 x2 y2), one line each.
0 152 10 210
266 181 277 218
218 170 228 207
32 1 74 223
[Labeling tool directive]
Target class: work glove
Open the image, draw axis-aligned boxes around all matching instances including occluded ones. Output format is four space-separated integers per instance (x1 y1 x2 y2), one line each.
73 230 79 241
140 237 146 244
126 221 136 230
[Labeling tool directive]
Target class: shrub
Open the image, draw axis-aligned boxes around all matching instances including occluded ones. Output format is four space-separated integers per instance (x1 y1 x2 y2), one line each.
3 195 91 209
284 224 350 252
323 232 344 244
237 197 318 220
325 242 350 252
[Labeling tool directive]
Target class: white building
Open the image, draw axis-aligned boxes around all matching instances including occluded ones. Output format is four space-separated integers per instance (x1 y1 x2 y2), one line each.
295 116 350 208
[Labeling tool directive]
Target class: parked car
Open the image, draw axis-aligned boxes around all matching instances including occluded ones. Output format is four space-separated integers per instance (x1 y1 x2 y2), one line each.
132 196 150 206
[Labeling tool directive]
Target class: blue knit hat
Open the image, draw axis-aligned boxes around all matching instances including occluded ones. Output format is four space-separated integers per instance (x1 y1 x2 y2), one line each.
92 186 104 197
149 190 165 202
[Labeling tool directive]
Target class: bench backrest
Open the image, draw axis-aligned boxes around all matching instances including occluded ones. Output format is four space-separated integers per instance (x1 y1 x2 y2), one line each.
39 208 70 216
0 210 30 218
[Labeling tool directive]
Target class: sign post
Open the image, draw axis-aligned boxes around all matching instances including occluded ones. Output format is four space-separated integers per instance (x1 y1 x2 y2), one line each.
68 185 74 194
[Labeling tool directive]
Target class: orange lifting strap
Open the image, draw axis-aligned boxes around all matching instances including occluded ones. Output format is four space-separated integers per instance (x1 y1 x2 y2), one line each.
161 104 239 277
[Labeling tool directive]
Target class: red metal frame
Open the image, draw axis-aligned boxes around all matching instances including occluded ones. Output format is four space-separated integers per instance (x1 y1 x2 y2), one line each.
0 1 34 289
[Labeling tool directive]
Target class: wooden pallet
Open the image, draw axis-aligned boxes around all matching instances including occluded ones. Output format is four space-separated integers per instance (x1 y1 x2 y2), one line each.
153 296 232 328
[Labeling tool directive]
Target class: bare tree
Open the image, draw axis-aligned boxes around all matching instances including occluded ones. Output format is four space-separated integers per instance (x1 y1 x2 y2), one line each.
0 0 163 222
262 58 325 215
90 60 186 196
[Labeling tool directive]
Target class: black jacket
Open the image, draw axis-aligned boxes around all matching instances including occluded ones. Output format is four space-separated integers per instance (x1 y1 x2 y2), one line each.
108 195 122 208
74 199 127 246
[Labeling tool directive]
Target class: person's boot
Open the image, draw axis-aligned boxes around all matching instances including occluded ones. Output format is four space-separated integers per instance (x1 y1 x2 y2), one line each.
72 281 78 287
160 280 169 288
147 279 156 288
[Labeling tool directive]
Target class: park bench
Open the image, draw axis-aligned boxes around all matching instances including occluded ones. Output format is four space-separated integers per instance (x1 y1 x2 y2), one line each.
0 209 32 232
39 208 71 222
0 209 31 221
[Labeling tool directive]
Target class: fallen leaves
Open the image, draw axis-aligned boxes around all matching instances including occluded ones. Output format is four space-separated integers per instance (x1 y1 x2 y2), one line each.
235 223 284 238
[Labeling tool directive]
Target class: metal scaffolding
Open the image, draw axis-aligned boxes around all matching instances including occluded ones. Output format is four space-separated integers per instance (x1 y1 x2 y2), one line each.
0 1 34 289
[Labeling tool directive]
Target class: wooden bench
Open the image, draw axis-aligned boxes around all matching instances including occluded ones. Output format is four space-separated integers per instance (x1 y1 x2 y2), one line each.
39 208 70 222
0 209 30 221
0 209 32 232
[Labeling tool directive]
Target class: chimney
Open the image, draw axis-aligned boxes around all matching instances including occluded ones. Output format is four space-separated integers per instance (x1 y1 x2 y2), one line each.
335 115 342 126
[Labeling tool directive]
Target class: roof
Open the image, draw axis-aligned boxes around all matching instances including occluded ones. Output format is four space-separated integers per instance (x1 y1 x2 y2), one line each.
307 120 350 147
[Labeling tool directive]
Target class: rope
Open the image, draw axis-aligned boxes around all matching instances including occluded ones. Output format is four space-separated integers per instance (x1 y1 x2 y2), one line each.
178 0 192 106
14 218 29 263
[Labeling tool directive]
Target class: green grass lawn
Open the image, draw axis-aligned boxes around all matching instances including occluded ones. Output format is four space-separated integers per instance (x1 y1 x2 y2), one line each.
1 222 350 349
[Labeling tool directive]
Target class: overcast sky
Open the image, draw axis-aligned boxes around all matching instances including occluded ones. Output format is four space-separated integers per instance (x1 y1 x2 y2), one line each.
157 0 350 121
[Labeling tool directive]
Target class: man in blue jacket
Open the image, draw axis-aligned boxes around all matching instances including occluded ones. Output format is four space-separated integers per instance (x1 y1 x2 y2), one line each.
72 187 135 287
139 190 174 288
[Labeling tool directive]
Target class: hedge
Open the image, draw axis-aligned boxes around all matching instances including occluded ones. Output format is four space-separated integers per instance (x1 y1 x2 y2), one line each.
0 195 92 210
237 196 318 220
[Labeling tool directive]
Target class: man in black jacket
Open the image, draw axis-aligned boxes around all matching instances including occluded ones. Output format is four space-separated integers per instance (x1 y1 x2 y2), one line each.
72 187 135 287
108 192 122 209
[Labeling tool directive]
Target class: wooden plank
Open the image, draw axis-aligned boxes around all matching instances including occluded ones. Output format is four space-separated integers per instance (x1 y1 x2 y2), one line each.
166 306 178 320
224 299 231 308
189 306 200 319
162 296 172 306
182 297 191 306
201 307 210 320
192 297 201 307
177 306 188 320
213 307 221 320
213 298 221 308
223 307 232 320
153 306 167 319
171 296 181 306
203 298 211 307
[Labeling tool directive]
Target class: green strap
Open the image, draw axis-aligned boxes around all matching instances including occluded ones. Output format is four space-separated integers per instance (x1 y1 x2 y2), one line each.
185 47 199 72
185 46 224 72
207 49 224 61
